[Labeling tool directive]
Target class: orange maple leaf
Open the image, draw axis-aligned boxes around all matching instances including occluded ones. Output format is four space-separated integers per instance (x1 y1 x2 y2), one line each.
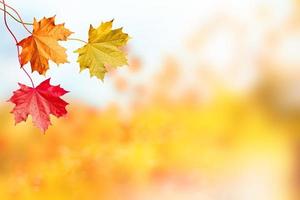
18 16 72 75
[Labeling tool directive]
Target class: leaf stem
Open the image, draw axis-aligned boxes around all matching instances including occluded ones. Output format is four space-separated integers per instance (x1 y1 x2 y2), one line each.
21 67 34 88
2 0 34 87
68 37 88 44
0 1 32 34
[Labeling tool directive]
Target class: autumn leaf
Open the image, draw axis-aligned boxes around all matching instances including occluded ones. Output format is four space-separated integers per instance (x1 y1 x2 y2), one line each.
75 20 130 80
18 16 72 75
9 79 69 132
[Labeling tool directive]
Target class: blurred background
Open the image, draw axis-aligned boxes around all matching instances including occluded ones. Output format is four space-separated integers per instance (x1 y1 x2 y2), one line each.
0 0 300 199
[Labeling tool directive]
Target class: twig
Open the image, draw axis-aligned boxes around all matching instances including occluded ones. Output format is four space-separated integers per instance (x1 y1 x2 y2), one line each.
68 37 88 44
0 1 32 34
2 0 34 87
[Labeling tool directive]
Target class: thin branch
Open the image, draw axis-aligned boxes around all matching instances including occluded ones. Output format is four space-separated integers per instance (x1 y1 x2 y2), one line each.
2 0 34 87
0 1 32 34
21 67 35 88
0 7 32 25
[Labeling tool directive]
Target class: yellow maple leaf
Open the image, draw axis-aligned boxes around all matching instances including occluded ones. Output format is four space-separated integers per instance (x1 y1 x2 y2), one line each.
18 16 72 75
75 20 130 80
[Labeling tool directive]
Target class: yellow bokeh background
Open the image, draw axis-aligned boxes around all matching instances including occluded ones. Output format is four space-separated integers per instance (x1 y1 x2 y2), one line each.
1 0 300 199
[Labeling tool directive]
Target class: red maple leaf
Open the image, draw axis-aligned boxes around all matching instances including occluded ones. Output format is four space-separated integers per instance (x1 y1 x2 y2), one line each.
9 79 69 132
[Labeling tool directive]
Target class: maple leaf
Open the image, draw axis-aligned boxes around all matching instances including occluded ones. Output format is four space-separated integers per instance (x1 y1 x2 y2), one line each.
18 16 73 75
9 79 69 132
75 20 130 80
